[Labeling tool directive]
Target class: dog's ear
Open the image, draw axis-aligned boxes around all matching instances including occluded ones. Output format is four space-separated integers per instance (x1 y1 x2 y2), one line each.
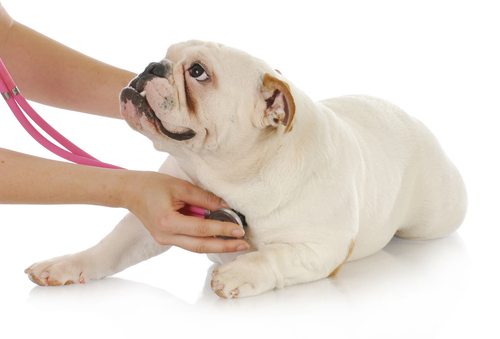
257 73 295 133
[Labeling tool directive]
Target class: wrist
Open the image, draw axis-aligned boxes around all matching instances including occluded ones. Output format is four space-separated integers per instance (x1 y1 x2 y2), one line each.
114 170 145 212
111 169 133 210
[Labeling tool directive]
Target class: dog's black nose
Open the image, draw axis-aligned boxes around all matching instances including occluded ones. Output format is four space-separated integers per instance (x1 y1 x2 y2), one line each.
144 62 166 78
128 62 170 92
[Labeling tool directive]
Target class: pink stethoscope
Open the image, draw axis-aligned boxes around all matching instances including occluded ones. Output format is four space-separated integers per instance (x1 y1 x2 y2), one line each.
0 57 245 232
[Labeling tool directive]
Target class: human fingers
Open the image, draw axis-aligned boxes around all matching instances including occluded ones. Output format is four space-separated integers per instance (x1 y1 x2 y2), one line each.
165 212 246 239
166 234 249 254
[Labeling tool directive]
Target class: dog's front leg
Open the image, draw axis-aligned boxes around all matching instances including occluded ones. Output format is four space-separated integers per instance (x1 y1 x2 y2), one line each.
25 213 169 286
210 239 355 298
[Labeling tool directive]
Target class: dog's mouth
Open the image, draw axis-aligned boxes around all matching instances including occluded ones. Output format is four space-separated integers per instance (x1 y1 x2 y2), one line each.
120 80 196 141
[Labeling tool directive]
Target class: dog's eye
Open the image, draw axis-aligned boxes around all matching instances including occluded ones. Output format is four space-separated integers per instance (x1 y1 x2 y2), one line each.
189 64 209 81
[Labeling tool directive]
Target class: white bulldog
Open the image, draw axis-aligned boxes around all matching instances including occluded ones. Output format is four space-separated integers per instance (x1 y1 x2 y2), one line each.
25 40 468 298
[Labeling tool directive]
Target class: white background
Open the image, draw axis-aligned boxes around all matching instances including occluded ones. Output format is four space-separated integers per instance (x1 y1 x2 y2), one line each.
1 0 499 338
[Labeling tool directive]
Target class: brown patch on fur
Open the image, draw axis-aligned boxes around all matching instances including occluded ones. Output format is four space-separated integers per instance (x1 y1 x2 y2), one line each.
184 75 198 114
47 278 62 286
211 279 228 298
262 73 296 133
215 289 228 299
28 274 46 286
328 238 357 277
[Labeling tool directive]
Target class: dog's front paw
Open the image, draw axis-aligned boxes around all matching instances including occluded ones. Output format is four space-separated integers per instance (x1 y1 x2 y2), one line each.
25 253 101 286
210 254 274 298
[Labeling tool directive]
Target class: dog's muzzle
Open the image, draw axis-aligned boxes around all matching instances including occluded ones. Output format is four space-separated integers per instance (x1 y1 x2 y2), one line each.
120 62 196 141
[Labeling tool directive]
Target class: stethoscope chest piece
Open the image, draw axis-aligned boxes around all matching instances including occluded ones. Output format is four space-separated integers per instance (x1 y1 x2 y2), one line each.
207 208 247 239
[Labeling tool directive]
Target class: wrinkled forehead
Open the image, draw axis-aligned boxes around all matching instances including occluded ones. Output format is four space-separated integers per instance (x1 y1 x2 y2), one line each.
166 40 263 75
165 40 224 63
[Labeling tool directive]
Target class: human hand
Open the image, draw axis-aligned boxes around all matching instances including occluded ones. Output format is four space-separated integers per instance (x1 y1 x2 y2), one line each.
120 171 249 253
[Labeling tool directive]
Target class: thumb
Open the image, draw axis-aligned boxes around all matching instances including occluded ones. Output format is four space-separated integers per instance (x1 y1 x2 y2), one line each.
178 181 230 212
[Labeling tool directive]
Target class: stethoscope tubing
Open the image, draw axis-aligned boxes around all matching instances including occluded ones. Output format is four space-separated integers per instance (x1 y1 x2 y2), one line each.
0 58 121 169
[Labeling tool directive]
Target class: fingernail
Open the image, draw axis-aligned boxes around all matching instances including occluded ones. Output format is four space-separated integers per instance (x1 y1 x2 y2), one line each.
221 200 230 208
237 244 249 252
232 229 245 237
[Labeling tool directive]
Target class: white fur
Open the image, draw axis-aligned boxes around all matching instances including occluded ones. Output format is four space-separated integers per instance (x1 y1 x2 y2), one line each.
26 41 467 298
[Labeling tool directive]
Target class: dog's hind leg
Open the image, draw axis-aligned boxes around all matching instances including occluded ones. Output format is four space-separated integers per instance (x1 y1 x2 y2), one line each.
395 126 468 240
25 212 170 286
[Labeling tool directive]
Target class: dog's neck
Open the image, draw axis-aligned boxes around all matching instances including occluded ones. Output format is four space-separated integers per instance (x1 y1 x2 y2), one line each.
174 95 338 217
178 130 283 184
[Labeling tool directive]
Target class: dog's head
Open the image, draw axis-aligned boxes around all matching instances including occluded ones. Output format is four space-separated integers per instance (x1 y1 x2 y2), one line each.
120 40 295 159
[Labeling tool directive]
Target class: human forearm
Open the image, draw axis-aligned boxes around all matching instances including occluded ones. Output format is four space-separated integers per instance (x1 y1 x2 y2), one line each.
0 5 136 119
0 147 127 206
